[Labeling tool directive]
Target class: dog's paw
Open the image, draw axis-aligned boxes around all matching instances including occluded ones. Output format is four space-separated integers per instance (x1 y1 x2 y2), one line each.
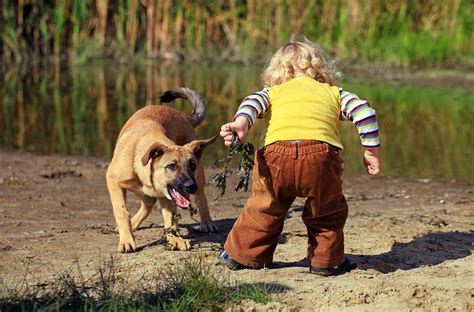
117 237 136 253
167 236 191 251
200 221 218 233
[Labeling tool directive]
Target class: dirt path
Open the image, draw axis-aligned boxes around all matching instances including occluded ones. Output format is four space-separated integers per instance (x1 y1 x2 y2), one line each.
0 150 472 311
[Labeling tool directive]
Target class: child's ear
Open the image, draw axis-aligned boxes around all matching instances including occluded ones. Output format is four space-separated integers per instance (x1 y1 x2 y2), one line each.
185 136 218 159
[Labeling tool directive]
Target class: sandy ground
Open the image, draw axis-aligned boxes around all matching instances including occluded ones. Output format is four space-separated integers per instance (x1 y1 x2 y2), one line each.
0 149 473 311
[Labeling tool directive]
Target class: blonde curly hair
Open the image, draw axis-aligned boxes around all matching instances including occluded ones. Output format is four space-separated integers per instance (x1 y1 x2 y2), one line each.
262 34 338 87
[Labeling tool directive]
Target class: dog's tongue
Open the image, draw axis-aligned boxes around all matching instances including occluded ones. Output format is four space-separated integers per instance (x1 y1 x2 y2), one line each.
171 188 190 208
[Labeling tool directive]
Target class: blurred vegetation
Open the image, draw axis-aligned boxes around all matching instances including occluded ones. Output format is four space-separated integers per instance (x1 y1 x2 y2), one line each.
0 0 473 66
0 61 473 179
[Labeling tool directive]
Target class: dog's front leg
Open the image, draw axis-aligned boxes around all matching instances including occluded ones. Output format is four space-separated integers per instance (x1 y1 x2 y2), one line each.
194 161 218 233
107 177 136 253
131 195 156 231
159 198 191 251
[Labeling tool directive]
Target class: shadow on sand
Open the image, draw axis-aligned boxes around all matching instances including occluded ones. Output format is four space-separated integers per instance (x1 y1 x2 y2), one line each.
348 231 473 273
271 231 473 273
138 217 473 275
135 218 237 252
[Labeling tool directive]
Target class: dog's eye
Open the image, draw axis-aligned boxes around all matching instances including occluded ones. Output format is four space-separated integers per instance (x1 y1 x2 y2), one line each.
188 161 197 171
166 163 177 171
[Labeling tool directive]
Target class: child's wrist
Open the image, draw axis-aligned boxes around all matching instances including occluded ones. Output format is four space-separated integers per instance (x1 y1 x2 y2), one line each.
364 147 380 157
234 116 250 130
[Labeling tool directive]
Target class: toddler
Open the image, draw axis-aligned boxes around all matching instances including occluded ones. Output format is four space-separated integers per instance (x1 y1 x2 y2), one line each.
218 34 380 276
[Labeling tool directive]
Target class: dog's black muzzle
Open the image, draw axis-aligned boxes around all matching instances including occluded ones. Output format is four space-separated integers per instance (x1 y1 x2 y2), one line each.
172 175 197 196
183 178 197 194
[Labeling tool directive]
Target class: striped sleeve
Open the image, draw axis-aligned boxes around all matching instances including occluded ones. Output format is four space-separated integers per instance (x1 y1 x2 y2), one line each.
339 88 380 149
233 88 270 128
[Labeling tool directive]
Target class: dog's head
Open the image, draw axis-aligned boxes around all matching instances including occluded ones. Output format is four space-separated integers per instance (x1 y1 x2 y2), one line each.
141 136 217 208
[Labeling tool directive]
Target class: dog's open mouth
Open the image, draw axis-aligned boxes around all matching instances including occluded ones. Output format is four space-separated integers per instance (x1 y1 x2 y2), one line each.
168 186 191 209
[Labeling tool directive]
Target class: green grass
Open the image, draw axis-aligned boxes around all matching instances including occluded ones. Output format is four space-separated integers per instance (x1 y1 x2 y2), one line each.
0 255 275 311
0 0 472 66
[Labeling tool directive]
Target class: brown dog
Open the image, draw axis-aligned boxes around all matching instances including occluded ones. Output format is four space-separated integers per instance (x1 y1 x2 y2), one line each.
106 88 217 252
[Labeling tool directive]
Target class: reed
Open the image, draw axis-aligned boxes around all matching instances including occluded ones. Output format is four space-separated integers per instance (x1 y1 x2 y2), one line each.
70 0 88 51
0 0 472 66
126 0 139 55
53 0 67 60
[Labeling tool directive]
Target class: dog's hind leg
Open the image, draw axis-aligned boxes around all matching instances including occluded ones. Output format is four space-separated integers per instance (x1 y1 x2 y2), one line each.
159 198 191 251
131 195 156 231
194 160 218 233
106 176 136 253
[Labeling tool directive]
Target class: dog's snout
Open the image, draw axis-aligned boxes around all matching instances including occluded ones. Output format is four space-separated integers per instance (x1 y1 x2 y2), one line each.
184 179 197 194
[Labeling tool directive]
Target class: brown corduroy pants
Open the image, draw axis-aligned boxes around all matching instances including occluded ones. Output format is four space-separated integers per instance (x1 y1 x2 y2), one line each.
224 140 348 269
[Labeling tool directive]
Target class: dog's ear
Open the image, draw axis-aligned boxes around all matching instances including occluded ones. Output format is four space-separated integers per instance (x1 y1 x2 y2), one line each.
142 142 168 166
185 135 218 159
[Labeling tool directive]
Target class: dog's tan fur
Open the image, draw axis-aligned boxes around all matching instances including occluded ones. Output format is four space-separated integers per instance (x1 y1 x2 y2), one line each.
106 88 217 252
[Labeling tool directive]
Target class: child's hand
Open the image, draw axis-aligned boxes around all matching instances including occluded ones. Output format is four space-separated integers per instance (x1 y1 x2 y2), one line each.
363 148 380 175
220 116 249 147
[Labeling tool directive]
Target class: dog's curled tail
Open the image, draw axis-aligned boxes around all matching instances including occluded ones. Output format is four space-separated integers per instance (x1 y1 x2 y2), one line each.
159 87 206 127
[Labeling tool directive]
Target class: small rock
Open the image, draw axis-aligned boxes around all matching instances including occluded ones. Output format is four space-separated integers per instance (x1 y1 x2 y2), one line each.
413 288 426 298
39 170 82 179
417 178 431 183
404 195 411 199
65 159 80 166
439 199 446 204
0 242 12 251
428 218 448 227
96 163 109 169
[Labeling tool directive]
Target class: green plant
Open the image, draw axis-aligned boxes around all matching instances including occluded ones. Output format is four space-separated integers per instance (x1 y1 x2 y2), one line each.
0 253 275 311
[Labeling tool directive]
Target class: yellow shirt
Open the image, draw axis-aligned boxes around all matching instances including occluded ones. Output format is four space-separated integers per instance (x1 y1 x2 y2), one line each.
262 77 343 148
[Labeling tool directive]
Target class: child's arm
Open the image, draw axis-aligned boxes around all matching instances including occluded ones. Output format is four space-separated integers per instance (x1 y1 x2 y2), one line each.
220 89 270 146
339 89 381 175
233 89 270 128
